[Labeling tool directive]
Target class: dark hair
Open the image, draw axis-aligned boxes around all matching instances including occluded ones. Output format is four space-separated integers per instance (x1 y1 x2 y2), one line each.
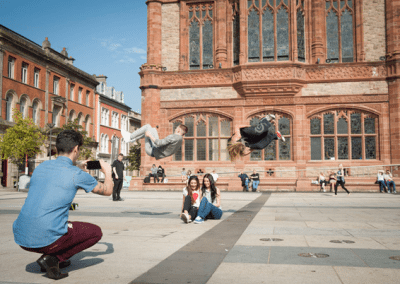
56 130 83 154
201 174 218 203
179 124 188 135
118 153 124 157
186 175 200 205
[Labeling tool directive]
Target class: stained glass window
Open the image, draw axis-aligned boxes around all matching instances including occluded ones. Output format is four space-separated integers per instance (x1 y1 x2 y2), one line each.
326 0 354 63
311 110 378 160
189 4 213 70
297 9 305 62
279 138 291 160
248 9 260 62
264 140 276 160
233 2 240 66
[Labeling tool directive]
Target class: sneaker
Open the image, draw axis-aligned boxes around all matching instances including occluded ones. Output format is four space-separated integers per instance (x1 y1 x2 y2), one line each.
265 114 276 121
181 213 190 224
194 216 204 224
276 131 285 142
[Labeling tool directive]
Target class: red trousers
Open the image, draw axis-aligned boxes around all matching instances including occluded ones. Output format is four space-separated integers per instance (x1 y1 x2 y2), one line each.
21 221 102 262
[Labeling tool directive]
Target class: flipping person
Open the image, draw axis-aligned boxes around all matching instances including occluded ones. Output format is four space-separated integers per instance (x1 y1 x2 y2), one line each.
122 124 188 160
227 114 285 160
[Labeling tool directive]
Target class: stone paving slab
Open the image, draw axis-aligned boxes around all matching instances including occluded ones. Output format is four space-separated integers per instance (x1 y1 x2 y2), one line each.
1 191 400 283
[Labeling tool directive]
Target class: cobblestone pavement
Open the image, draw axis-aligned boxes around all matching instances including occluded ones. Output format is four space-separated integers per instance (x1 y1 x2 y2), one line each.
1 189 400 284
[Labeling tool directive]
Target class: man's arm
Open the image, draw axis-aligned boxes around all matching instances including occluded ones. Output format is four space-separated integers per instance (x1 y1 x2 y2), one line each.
112 167 118 179
92 160 114 196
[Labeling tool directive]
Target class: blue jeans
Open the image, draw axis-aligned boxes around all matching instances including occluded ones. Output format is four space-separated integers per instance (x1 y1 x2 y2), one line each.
378 180 387 192
244 179 249 191
387 181 396 193
252 180 260 192
197 197 223 220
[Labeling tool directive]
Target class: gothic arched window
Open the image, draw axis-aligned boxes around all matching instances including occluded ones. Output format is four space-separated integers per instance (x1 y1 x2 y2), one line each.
325 0 354 63
310 110 378 160
189 4 214 70
172 114 232 161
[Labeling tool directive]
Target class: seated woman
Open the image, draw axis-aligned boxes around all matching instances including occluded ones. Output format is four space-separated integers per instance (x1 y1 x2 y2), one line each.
227 114 284 161
384 170 397 194
194 174 222 224
377 170 387 193
181 176 202 223
328 171 336 192
318 172 327 192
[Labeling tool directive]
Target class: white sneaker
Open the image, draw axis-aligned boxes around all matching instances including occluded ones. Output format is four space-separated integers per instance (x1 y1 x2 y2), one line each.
265 114 276 121
194 216 204 224
181 213 191 223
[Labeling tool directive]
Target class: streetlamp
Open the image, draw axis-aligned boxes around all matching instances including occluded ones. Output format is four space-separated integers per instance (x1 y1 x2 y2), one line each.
48 123 55 160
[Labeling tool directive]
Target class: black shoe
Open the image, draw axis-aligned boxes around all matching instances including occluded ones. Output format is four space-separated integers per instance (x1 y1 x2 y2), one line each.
37 255 68 280
38 258 71 272
117 197 124 201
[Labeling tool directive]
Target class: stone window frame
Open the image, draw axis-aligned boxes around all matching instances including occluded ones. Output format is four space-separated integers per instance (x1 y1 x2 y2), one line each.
70 84 75 101
84 115 91 133
68 109 76 122
53 76 60 95
309 109 379 161
78 87 82 104
247 111 293 161
5 90 17 122
86 90 90 107
171 113 232 162
19 94 30 119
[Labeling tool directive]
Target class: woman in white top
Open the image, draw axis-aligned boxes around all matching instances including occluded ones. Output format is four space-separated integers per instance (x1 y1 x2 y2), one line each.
193 174 223 224
384 170 396 193
318 172 327 192
377 170 387 193
181 176 202 223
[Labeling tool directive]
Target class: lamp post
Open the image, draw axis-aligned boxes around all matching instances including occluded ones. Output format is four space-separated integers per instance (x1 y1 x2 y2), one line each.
48 123 55 160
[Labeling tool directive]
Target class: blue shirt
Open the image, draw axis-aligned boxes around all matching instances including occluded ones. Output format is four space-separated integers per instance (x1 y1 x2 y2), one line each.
13 156 97 248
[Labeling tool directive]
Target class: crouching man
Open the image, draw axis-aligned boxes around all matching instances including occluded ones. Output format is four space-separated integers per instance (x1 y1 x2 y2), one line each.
12 130 114 280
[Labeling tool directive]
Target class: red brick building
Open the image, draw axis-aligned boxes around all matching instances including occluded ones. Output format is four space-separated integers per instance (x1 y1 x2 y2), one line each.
0 25 98 187
137 0 400 191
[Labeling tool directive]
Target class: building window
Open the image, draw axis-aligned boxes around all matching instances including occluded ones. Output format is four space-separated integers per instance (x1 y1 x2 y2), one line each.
172 114 231 161
101 108 109 126
101 134 109 153
52 105 62 127
121 115 128 131
8 57 15 79
247 0 306 62
310 110 378 160
77 113 83 126
53 76 59 95
232 1 240 66
6 94 14 121
21 63 28 84
248 113 292 161
188 3 214 70
70 84 74 101
326 0 354 63
69 110 75 121
86 91 90 106
34 68 40 88
112 112 119 128
20 97 27 118
32 100 40 125
78 88 82 104
85 115 90 132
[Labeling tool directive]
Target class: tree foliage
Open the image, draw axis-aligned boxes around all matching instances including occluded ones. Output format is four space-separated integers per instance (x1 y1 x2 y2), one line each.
0 111 45 188
126 141 141 172
59 118 96 160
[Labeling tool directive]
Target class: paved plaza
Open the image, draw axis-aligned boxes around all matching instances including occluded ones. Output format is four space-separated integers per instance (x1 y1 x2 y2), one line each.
1 189 400 284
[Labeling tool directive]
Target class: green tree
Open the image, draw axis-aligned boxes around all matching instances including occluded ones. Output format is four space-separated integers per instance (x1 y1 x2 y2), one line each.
59 118 97 160
126 141 141 173
0 111 45 190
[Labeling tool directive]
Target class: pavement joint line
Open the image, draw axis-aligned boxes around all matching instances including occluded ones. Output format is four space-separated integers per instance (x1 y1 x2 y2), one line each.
129 193 271 284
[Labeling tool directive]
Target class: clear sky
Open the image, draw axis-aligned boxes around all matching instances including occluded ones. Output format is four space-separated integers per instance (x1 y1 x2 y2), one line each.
1 0 148 113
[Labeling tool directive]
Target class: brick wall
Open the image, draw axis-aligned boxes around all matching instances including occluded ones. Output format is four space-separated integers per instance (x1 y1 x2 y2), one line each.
302 81 388 96
161 3 180 71
161 87 239 101
363 0 386 62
